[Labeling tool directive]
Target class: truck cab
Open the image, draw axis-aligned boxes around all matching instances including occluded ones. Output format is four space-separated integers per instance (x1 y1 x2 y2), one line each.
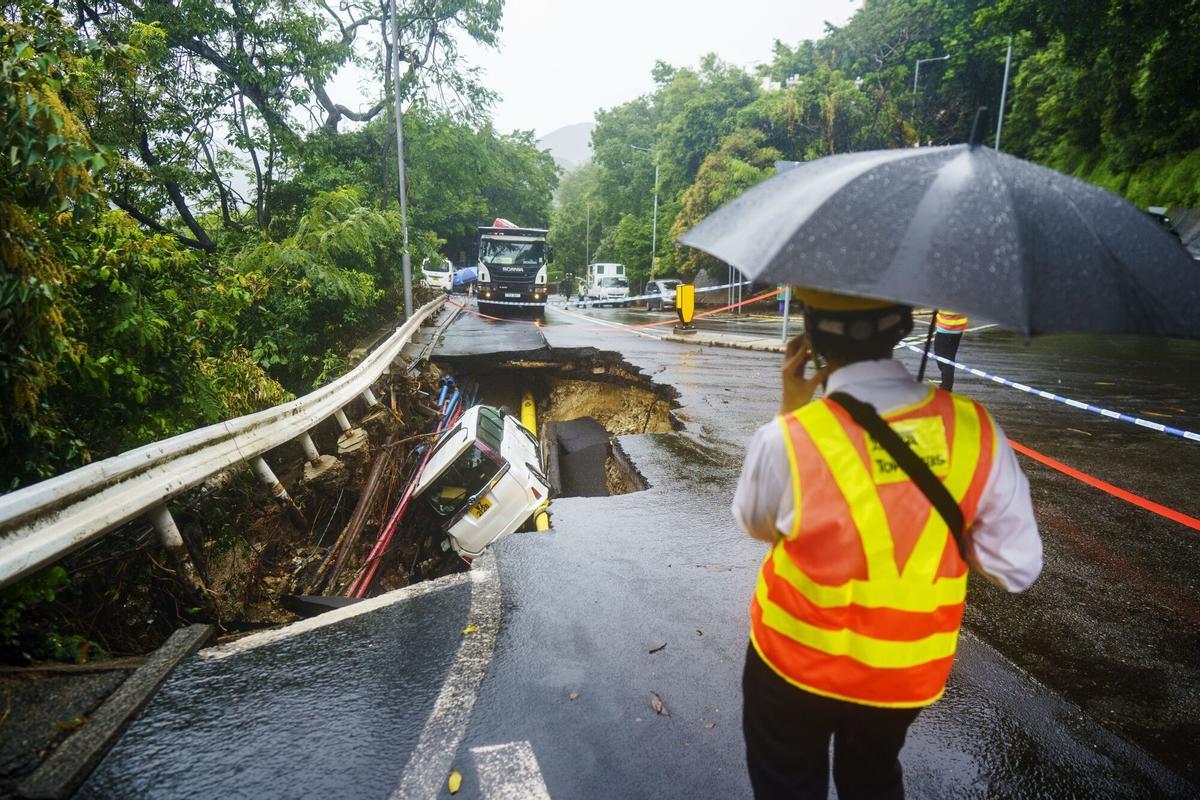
412 405 549 560
586 263 630 306
476 218 550 316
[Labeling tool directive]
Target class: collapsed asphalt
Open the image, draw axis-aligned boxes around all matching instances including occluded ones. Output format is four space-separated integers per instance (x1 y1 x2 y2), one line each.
80 300 1199 797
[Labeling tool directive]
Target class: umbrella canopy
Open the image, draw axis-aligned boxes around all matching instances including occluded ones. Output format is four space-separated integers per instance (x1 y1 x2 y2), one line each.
677 144 1200 338
452 266 478 287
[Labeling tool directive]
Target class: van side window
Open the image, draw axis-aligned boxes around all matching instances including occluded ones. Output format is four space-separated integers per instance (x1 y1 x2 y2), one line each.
477 406 505 452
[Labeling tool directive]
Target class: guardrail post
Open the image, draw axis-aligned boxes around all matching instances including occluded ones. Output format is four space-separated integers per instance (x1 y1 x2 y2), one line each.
332 407 370 456
252 456 309 530
361 388 381 408
298 431 345 485
299 433 321 463
147 505 211 609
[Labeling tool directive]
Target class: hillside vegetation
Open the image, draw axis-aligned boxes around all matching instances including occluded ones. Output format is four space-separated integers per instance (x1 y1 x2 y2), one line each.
1 0 556 489
549 0 1200 289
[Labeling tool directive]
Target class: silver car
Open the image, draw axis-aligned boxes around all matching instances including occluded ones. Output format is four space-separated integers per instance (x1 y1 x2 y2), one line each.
644 279 681 311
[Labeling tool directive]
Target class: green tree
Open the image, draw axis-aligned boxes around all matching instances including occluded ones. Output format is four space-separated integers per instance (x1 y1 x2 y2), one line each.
669 129 781 279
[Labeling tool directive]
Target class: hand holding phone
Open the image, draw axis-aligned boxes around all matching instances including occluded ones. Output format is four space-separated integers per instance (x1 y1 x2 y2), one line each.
781 334 830 414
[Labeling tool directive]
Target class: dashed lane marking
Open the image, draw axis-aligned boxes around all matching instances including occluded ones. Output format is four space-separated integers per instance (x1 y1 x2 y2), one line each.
199 571 469 660
472 741 552 799
391 552 502 799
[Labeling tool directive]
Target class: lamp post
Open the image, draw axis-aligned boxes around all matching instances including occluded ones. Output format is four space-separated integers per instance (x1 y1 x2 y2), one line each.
910 54 951 133
389 0 413 319
995 36 1014 151
630 144 659 275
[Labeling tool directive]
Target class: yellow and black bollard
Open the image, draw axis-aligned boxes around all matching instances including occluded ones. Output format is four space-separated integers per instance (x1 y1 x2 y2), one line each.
674 283 697 334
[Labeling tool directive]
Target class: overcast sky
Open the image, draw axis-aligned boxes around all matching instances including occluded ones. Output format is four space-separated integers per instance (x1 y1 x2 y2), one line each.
457 0 862 137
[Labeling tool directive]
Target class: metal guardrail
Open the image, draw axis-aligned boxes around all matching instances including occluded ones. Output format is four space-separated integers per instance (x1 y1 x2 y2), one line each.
0 296 446 588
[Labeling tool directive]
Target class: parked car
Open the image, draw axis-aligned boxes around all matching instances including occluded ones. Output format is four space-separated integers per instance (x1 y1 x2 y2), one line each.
643 279 681 311
412 405 549 561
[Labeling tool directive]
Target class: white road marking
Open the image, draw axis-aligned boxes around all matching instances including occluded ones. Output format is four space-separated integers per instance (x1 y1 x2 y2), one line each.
550 305 667 340
472 741 552 799
199 571 469 660
391 552 502 799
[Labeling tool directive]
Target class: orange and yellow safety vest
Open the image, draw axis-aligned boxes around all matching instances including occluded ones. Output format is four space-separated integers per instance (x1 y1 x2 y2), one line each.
935 311 969 333
749 389 996 708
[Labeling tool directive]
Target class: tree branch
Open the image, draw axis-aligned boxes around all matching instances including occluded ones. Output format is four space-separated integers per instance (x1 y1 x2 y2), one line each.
111 195 210 251
136 129 215 251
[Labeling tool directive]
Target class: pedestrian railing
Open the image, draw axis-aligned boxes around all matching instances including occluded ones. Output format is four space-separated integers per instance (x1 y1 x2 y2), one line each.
0 296 447 589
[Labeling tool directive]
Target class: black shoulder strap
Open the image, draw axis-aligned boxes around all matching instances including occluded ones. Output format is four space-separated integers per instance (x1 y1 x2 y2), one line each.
826 391 967 558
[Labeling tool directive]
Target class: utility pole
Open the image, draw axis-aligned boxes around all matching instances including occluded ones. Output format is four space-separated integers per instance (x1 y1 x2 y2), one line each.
585 202 590 267
995 36 1014 151
389 0 413 319
910 54 951 134
630 144 659 276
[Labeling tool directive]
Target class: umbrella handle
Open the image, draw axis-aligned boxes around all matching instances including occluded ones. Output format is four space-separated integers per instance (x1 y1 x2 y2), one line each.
917 310 938 383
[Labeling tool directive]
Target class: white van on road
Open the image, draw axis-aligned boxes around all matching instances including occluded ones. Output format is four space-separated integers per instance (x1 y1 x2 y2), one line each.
412 405 549 560
586 262 630 306
421 258 454 292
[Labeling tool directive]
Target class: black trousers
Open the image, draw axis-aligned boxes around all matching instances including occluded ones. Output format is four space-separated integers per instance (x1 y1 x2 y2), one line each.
742 644 922 800
933 331 963 391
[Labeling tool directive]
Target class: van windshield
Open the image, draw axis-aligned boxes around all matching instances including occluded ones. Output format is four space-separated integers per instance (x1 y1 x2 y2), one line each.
425 443 502 516
599 276 628 288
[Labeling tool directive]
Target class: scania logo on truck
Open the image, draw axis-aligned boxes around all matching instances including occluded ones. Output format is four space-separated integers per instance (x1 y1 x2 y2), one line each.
500 266 524 273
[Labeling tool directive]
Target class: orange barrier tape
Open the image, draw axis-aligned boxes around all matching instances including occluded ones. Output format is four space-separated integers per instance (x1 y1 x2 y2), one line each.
1009 439 1200 532
583 287 784 332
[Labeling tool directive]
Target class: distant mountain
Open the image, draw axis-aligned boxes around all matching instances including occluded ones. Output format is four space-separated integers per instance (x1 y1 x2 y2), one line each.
538 122 595 171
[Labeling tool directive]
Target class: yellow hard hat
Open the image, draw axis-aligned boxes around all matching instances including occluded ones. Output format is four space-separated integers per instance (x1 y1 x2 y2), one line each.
793 288 903 312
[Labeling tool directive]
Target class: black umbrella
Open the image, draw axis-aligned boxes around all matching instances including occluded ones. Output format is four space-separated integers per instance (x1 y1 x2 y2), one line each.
677 128 1200 339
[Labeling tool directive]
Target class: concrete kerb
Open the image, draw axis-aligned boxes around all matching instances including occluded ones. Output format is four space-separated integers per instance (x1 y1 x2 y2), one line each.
661 332 785 353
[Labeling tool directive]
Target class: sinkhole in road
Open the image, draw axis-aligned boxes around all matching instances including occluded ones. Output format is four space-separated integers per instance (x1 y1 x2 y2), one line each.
433 348 680 499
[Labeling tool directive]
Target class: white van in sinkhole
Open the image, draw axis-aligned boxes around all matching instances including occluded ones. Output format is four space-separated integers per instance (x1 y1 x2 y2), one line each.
412 405 549 560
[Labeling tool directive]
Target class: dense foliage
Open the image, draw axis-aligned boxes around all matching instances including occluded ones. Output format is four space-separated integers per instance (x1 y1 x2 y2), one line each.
0 1 557 490
550 0 1199 289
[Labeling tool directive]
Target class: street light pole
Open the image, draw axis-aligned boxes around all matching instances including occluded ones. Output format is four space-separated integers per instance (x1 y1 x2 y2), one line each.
995 36 1014 151
910 54 951 133
630 144 659 276
389 0 413 319
651 160 659 271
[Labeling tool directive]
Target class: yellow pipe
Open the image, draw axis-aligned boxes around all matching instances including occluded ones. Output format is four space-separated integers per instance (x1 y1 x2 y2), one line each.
521 390 538 434
522 390 550 530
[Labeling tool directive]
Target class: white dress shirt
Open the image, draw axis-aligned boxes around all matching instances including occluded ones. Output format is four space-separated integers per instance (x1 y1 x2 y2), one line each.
732 359 1042 592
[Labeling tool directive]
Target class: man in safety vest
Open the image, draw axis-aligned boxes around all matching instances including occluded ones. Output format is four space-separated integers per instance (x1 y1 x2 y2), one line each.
933 310 969 390
732 289 1041 800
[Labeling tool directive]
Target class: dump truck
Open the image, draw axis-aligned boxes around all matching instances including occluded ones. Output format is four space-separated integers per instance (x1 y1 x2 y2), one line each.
476 218 550 316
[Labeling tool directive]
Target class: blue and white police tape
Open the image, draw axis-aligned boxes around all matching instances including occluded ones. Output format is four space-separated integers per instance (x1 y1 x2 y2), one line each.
898 342 1200 443
466 279 754 308
562 279 753 309
473 297 550 307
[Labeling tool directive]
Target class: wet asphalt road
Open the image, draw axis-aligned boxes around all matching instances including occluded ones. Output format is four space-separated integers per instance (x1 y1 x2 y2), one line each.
81 299 1198 798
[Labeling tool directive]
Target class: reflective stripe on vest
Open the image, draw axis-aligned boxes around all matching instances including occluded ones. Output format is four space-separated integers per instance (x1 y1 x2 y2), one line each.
750 389 996 708
935 311 969 332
